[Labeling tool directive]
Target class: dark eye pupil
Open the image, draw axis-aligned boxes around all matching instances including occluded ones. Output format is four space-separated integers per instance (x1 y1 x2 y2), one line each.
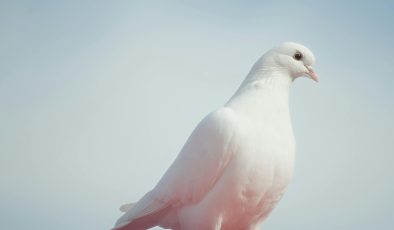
294 52 303 60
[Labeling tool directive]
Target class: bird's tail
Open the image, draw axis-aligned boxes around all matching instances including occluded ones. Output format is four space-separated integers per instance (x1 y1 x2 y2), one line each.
113 191 171 230
119 203 136 213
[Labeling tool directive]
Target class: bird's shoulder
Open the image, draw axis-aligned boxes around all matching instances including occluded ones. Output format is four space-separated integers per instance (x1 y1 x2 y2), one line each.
198 106 239 133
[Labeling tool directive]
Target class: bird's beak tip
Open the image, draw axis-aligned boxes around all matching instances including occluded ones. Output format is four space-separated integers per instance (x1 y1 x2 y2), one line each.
305 65 318 83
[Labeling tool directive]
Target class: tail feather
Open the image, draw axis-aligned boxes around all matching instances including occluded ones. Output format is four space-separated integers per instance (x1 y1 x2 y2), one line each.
113 191 171 230
113 205 173 230
119 203 135 213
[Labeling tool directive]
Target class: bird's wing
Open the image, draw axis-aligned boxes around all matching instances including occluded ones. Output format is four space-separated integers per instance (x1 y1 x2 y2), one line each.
114 107 238 229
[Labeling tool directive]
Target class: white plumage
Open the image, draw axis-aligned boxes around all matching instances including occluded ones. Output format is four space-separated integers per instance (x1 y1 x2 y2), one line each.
113 42 317 230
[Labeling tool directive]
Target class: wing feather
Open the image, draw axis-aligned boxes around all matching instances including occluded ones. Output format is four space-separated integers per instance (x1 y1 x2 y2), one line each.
114 107 238 229
155 107 238 203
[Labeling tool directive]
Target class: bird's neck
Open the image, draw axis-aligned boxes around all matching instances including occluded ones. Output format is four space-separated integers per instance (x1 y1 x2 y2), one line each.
226 69 293 110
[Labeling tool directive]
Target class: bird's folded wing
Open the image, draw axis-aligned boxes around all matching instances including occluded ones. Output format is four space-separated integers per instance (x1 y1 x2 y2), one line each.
114 107 238 228
155 107 238 203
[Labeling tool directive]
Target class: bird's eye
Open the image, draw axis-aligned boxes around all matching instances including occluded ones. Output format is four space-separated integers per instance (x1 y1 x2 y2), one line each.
293 52 303 61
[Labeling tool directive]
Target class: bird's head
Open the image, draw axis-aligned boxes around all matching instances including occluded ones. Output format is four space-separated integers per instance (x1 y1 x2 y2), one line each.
261 42 318 82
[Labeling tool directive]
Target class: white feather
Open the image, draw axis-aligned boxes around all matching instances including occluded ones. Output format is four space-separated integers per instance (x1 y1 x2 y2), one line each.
113 42 317 230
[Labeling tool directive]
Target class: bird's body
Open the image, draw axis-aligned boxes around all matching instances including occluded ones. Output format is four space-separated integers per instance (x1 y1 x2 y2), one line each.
113 42 317 230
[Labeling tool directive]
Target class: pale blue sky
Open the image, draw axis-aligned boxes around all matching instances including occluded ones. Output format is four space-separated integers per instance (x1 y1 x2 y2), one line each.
1 1 393 229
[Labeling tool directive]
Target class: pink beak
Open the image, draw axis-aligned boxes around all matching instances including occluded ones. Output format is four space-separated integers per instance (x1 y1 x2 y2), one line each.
305 65 318 82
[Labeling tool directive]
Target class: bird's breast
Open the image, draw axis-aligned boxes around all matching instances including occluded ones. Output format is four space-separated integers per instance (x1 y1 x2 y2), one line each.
214 99 296 225
226 113 296 212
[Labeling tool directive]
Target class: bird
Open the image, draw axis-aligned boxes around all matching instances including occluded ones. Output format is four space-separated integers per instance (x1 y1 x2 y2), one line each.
113 42 318 230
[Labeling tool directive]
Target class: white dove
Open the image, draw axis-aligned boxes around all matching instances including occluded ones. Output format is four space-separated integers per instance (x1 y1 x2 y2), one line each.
113 42 318 230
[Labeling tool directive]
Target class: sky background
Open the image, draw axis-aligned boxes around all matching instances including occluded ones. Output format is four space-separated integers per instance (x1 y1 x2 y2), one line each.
1 0 393 229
